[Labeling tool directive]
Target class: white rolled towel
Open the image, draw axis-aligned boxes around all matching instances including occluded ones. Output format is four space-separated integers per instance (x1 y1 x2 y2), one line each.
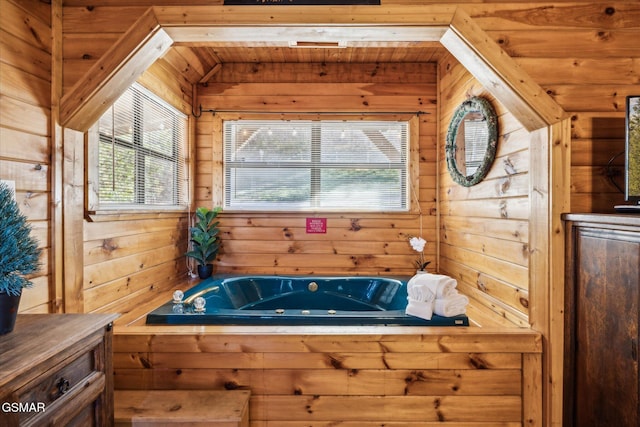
405 298 434 320
425 274 458 299
408 273 457 299
434 293 469 317
407 283 435 303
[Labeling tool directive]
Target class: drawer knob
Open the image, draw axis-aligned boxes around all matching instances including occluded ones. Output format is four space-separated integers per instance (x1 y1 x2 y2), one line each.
56 377 70 395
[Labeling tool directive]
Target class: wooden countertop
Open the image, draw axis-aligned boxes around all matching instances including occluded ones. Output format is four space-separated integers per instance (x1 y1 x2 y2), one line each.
562 212 640 226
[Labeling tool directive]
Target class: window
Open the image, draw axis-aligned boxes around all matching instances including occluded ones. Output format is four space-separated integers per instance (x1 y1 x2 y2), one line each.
223 120 408 211
92 83 188 210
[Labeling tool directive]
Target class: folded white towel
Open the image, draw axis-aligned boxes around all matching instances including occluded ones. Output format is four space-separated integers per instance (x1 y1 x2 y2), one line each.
408 273 457 299
434 293 469 317
425 274 458 299
407 283 435 303
405 298 434 320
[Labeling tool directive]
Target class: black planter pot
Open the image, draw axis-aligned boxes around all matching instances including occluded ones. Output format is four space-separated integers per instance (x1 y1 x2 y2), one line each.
197 264 214 280
0 292 21 335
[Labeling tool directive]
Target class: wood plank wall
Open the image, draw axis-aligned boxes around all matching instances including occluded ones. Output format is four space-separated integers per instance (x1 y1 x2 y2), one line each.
195 62 436 276
1 0 638 330
57 0 640 212
438 52 530 327
79 60 192 315
0 0 52 313
57 2 196 314
3 2 636 425
113 328 542 426
44 0 194 314
47 0 640 308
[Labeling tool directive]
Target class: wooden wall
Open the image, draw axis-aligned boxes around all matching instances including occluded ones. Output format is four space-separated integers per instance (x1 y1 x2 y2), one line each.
2 2 637 426
0 0 52 313
78 60 192 315
195 62 436 276
1 0 628 315
113 325 542 426
58 0 640 210
21 0 640 317
438 52 530 327
11 0 628 315
53 1 196 314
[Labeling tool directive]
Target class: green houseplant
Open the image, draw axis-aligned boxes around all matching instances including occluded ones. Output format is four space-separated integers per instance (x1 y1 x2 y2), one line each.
186 206 222 279
0 182 41 334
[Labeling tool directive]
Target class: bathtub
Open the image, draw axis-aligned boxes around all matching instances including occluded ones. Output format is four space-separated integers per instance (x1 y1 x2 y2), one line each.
145 275 468 326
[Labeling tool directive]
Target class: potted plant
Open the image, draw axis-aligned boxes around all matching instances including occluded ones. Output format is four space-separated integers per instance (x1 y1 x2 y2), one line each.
186 206 222 279
0 182 41 334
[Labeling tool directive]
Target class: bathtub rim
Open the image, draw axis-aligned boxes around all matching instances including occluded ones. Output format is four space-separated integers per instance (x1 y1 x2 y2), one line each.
113 275 530 335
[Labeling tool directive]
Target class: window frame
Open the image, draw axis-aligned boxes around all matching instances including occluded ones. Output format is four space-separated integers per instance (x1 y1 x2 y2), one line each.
86 83 191 217
215 113 420 214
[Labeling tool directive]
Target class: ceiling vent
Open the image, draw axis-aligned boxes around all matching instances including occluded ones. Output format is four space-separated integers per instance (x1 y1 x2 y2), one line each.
288 41 346 48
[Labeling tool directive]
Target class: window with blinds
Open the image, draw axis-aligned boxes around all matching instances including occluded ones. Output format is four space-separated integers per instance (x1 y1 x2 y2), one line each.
223 120 408 211
96 83 187 209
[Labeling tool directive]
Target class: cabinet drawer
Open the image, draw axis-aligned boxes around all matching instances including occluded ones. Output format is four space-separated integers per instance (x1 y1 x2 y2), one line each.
0 314 118 427
27 372 105 427
15 340 104 425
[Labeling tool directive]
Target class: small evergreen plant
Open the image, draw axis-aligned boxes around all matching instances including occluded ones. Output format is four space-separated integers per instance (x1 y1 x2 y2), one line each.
0 182 41 296
185 206 222 266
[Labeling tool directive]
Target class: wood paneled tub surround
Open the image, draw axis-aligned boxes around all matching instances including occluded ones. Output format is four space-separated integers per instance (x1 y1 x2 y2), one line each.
113 280 542 426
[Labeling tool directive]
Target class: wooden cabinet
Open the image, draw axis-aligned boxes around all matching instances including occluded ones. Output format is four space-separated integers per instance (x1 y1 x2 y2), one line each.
563 214 640 427
0 314 118 426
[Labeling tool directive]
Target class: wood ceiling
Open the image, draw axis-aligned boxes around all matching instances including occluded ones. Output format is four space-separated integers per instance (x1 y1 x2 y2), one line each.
203 42 443 63
163 42 445 84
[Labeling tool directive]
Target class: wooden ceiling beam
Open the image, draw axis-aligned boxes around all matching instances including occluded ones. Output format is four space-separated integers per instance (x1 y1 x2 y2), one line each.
152 5 457 26
440 8 567 131
163 26 448 45
59 5 566 133
59 8 173 131
199 63 222 84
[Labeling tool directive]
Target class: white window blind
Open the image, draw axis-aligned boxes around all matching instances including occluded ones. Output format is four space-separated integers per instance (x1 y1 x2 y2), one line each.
97 83 187 208
223 120 408 211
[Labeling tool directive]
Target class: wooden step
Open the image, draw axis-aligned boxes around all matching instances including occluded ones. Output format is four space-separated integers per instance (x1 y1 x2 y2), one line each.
114 390 250 426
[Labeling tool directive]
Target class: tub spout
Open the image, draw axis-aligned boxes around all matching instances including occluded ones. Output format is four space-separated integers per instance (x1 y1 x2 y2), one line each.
184 286 220 305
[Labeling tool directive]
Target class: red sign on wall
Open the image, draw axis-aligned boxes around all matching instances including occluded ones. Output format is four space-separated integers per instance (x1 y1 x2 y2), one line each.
306 217 327 234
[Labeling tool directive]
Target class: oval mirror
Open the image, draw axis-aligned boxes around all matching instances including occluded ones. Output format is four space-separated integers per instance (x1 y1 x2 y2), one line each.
445 96 498 187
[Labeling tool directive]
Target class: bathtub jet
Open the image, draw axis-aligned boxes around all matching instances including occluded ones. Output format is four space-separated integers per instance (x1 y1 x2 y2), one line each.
146 275 469 326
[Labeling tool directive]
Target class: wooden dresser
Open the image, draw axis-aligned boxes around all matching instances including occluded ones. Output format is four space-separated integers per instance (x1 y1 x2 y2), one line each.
0 314 118 426
563 214 640 427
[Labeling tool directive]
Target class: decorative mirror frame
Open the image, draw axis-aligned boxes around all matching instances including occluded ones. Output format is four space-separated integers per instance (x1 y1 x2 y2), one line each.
445 96 498 187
